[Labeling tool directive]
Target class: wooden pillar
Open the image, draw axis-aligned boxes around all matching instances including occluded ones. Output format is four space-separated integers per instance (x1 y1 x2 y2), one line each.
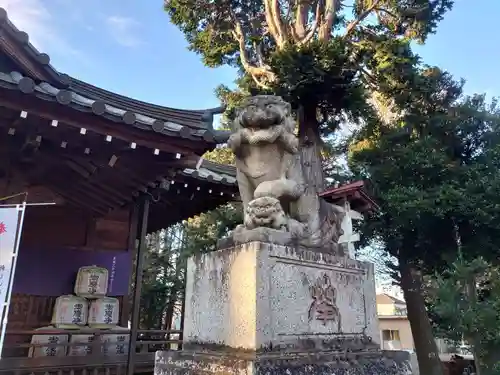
126 196 150 375
120 204 139 327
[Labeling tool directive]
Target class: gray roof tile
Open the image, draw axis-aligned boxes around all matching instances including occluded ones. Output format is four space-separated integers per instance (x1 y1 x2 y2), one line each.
0 71 226 142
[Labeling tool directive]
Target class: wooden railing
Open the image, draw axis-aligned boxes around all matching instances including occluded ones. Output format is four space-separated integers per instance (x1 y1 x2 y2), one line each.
0 328 182 375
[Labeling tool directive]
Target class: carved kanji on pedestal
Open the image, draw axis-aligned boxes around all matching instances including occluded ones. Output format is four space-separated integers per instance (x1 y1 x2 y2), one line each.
308 273 342 331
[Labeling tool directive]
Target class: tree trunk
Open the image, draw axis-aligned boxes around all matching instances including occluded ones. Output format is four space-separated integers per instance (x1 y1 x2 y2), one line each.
400 261 444 375
163 295 177 331
297 105 343 250
458 222 500 374
464 276 500 375
298 105 326 192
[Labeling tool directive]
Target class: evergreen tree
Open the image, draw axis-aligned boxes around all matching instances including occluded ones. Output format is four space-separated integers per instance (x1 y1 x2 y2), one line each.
429 256 500 374
164 0 454 202
349 67 500 375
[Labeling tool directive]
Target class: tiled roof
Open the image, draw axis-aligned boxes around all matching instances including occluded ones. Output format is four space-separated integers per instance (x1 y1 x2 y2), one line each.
0 8 239 221
0 70 223 142
0 7 64 85
181 160 237 185
67 76 225 131
0 7 228 143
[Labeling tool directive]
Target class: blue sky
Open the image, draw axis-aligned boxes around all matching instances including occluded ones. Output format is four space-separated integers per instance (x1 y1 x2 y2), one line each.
0 0 497 111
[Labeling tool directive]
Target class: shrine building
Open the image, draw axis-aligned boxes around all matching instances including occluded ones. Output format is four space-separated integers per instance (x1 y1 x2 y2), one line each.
0 8 237 374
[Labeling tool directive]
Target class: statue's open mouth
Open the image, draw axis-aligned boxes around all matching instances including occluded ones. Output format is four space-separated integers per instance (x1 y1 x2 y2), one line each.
255 211 271 218
241 109 283 128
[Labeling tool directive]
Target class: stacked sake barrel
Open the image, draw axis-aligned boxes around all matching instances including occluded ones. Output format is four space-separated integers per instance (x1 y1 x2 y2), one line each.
29 265 129 357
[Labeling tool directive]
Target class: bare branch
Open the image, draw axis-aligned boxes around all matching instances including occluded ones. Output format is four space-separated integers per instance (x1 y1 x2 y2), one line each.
271 0 288 46
360 68 378 89
318 0 340 41
263 0 286 47
285 1 293 23
294 0 311 40
290 23 300 43
344 0 382 38
299 0 322 45
253 41 266 66
376 7 399 19
229 12 275 89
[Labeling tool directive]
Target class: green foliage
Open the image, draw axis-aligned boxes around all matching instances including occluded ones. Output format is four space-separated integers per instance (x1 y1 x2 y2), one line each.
165 0 453 69
350 68 500 267
138 226 185 329
428 256 500 374
165 0 454 139
203 147 235 165
203 84 252 165
182 203 243 256
215 84 251 130
348 69 500 373
268 38 366 130
139 202 243 329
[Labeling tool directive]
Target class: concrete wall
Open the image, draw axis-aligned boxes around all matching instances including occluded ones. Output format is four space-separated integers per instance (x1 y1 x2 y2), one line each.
379 317 414 351
377 303 396 316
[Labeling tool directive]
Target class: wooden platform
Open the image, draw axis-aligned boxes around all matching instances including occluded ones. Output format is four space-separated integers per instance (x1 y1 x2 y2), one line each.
0 328 181 375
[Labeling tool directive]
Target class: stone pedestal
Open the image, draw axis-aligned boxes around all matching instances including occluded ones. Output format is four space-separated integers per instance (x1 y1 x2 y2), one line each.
155 241 411 375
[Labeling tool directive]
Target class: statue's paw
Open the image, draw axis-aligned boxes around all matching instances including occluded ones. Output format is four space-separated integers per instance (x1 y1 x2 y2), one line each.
289 139 299 153
273 214 289 231
242 215 255 230
287 218 307 238
227 132 242 151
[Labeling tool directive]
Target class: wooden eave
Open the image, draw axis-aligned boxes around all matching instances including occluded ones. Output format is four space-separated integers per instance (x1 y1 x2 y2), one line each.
0 105 239 224
147 160 238 230
0 72 225 156
319 180 380 212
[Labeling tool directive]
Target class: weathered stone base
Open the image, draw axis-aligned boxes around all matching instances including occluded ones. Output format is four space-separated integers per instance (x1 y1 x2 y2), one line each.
155 349 412 375
184 242 379 350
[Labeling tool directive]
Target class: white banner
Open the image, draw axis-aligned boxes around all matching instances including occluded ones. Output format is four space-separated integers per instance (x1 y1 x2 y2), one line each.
0 204 26 357
0 207 19 305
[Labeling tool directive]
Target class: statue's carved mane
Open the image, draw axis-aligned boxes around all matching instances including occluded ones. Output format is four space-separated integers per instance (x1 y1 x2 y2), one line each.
234 95 294 133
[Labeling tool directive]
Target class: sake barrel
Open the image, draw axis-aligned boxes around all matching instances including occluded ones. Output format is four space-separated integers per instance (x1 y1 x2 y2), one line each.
102 326 130 356
51 295 89 329
74 265 109 299
88 297 120 328
67 333 96 356
28 326 68 358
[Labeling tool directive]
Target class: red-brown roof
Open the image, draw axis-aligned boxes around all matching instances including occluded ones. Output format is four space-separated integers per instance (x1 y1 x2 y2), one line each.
319 180 379 212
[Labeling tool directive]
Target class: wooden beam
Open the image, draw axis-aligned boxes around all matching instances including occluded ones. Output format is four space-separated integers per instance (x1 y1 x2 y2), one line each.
45 184 107 215
121 204 139 326
127 196 150 375
40 153 129 207
0 91 209 155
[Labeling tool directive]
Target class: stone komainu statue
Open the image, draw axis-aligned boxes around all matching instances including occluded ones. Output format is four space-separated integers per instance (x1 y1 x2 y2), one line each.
227 95 344 252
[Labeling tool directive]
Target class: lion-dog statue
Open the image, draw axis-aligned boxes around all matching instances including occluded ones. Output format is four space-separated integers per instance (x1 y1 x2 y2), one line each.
227 95 343 251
